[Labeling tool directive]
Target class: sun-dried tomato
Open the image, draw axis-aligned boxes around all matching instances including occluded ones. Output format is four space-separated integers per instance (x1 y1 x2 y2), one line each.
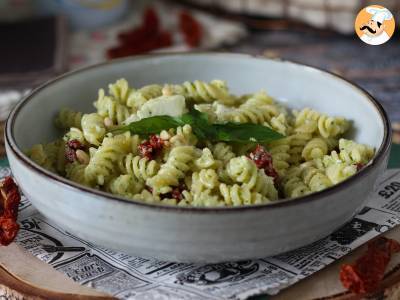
107 7 173 59
65 147 77 163
171 187 183 201
340 237 400 294
0 177 21 246
67 139 83 150
179 10 203 47
65 139 84 163
109 31 172 58
149 134 164 149
162 183 186 202
356 163 365 171
138 135 164 160
119 7 160 43
248 145 279 183
138 141 154 160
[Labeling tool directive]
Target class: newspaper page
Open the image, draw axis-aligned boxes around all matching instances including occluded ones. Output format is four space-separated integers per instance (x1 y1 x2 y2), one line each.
2 166 400 300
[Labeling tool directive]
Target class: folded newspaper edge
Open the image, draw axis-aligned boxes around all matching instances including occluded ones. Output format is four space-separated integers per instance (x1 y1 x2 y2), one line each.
2 166 400 300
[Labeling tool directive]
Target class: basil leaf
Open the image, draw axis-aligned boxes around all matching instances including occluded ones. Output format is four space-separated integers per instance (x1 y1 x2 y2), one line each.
111 109 284 144
182 109 215 140
212 122 284 143
111 115 184 135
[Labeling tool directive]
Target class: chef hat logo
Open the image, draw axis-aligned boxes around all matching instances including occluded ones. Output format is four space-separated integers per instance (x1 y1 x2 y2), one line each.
354 5 396 46
367 7 393 23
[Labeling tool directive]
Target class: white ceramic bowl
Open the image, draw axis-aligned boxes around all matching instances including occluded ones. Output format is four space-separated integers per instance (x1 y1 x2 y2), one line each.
5 53 391 263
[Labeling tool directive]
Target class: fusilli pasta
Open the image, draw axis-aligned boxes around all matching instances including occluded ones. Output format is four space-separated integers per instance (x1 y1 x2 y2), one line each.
29 79 375 207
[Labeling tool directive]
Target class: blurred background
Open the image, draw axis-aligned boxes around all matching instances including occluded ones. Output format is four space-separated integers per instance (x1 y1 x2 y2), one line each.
0 0 399 158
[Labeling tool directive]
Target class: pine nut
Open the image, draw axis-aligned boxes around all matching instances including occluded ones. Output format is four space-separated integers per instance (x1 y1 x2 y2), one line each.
162 85 173 96
104 117 113 128
76 150 90 164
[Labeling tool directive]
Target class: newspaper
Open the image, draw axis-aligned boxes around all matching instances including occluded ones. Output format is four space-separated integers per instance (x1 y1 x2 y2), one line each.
2 165 400 300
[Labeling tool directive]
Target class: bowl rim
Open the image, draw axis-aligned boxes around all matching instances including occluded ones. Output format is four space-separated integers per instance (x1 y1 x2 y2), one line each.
5 52 392 212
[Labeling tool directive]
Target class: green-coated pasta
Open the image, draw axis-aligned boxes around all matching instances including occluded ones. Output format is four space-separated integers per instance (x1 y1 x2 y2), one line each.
94 89 131 125
126 84 163 110
29 78 375 207
121 154 160 181
108 78 135 105
55 108 82 129
146 145 200 194
81 113 106 146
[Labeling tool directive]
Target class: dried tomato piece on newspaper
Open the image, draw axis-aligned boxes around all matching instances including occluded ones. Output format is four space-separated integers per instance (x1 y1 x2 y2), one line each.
179 10 203 47
108 7 173 59
340 237 400 294
0 176 21 246
118 6 160 44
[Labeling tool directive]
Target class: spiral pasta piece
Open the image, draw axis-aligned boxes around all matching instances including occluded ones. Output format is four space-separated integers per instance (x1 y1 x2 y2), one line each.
325 163 357 184
192 169 219 194
223 95 280 125
318 115 349 138
267 137 291 177
288 133 313 164
253 170 278 200
193 103 218 123
84 133 135 185
28 140 65 173
294 108 349 138
81 113 106 146
132 189 161 204
209 142 235 164
126 84 162 109
194 148 218 170
270 113 290 135
108 78 134 105
338 139 374 164
226 156 258 189
170 80 235 105
94 89 131 124
106 174 144 197
299 163 332 192
55 108 82 130
66 162 90 186
219 184 270 206
302 137 329 161
238 90 275 106
162 190 194 206
281 167 311 198
147 146 199 194
64 127 86 144
169 125 198 147
293 108 320 134
121 154 160 181
28 144 47 166
319 139 374 170
230 104 278 124
191 189 223 207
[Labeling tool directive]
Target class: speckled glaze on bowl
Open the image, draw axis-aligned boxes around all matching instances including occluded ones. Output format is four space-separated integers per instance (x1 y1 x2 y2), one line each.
5 53 391 263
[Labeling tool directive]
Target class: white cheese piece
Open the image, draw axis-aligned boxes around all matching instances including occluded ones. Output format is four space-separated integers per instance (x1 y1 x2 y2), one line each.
137 95 187 119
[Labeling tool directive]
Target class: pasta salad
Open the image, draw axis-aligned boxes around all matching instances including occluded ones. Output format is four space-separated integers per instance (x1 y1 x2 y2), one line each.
27 79 375 207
